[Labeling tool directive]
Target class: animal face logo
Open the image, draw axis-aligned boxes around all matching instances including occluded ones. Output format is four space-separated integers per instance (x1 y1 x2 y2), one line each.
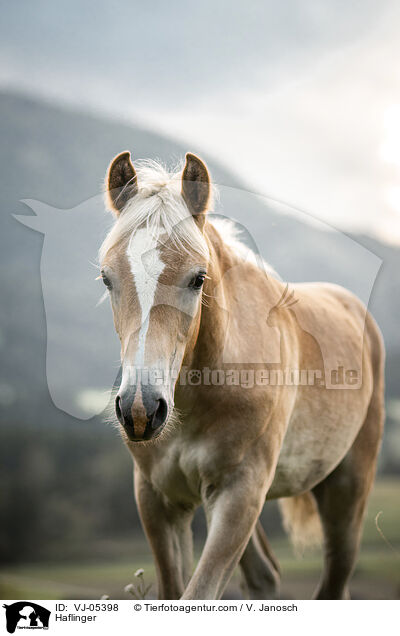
3 602 50 633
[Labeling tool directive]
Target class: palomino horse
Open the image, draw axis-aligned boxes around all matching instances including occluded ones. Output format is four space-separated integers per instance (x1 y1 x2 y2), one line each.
99 151 384 600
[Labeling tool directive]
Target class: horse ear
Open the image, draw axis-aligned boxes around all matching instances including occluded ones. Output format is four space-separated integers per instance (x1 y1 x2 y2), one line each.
106 151 138 215
181 153 211 228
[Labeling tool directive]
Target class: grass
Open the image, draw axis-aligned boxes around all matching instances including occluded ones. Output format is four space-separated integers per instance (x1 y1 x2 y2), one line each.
1 477 399 600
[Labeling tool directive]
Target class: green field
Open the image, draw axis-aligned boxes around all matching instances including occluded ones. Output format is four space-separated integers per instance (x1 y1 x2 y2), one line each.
1 478 399 600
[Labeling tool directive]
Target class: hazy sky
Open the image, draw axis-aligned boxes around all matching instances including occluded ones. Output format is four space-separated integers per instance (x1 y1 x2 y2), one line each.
1 0 400 241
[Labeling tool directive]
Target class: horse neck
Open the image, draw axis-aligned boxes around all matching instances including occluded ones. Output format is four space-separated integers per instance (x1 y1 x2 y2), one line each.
188 222 282 370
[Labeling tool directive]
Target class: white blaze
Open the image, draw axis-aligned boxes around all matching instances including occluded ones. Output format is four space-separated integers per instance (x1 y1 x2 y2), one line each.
125 228 165 384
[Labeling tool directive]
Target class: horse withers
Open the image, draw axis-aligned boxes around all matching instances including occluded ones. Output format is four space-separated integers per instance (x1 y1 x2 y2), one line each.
99 151 384 600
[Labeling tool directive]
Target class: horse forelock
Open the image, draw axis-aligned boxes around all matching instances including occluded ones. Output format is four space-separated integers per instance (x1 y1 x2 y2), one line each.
99 159 211 265
99 158 277 282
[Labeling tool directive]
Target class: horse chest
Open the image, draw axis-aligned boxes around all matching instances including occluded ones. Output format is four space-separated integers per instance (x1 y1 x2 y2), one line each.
144 439 208 506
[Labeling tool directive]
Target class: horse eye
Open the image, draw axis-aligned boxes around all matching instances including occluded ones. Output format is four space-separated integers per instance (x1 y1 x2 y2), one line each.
101 271 112 289
189 272 206 290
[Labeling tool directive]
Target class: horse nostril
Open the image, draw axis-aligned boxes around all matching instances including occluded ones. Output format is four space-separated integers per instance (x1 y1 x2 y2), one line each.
151 398 168 430
115 395 122 424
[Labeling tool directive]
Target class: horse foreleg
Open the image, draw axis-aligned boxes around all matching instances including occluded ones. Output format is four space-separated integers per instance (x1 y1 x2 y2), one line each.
239 519 280 599
181 469 269 600
134 465 194 599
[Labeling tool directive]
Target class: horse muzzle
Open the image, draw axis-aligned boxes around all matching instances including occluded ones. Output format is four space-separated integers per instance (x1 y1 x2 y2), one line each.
115 388 169 442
